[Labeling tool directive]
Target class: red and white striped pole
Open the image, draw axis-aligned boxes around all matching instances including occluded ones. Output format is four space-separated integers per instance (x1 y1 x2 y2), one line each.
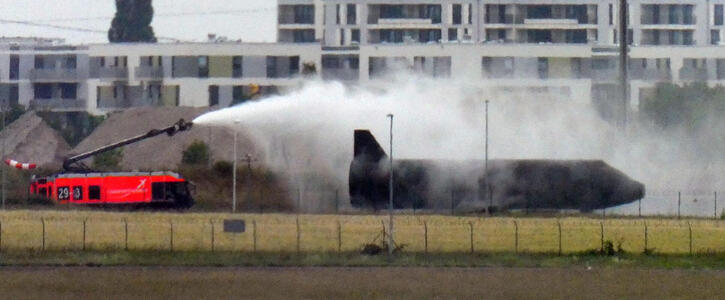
4 159 37 170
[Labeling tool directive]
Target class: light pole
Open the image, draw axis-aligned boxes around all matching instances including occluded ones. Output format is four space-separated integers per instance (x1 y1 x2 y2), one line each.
232 120 240 213
619 0 629 127
1 105 5 210
485 99 491 215
387 113 394 257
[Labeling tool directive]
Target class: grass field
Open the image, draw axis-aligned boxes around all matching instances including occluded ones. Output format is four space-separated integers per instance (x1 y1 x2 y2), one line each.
0 266 723 299
0 210 722 255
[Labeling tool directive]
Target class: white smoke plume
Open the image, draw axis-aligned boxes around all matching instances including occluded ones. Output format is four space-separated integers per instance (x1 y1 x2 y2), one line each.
194 73 724 217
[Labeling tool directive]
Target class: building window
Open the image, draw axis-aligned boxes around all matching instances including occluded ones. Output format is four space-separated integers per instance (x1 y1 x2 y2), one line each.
468 4 473 24
62 56 76 68
293 5 314 24
351 29 360 43
290 56 300 75
233 56 243 78
60 83 77 99
717 5 724 26
336 4 340 24
347 4 356 25
34 56 45 69
713 30 721 45
452 4 462 25
233 86 244 103
198 56 209 78
537 57 549 79
448 28 458 41
208 85 219 106
89 186 101 200
9 55 19 80
34 83 53 99
340 29 345 45
266 56 278 78
609 4 613 25
293 30 315 43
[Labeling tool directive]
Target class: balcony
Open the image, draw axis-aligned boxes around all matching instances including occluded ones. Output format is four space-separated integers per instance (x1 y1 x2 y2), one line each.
28 69 83 81
486 14 514 24
135 66 165 79
679 68 708 81
590 69 618 82
97 67 128 80
378 18 432 25
524 18 578 25
29 98 85 111
630 68 672 81
321 68 359 81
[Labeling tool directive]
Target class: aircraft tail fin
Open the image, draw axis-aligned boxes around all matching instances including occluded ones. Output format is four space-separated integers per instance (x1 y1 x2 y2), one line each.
354 130 387 162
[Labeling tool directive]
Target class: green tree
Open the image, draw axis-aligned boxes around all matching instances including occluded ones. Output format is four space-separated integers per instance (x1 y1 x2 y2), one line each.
640 82 725 130
92 148 123 171
108 0 157 43
182 140 210 165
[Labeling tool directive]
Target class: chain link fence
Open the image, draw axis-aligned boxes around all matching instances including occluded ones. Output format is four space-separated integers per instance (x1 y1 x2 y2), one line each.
0 213 722 254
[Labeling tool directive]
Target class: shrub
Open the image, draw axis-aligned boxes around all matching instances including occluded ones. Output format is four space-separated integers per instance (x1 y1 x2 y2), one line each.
182 140 210 165
213 160 233 177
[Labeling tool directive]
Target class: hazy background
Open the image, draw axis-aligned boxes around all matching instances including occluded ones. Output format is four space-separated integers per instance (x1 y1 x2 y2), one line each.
0 0 277 44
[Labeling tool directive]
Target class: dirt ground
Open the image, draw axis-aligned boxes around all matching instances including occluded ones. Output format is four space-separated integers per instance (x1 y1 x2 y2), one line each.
0 266 721 299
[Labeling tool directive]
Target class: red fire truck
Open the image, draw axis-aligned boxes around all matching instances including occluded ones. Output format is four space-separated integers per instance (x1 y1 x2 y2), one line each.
28 119 195 208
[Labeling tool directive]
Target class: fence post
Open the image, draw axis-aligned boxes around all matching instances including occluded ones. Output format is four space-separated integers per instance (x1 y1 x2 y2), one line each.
557 220 562 256
124 218 128 251
600 221 604 252
423 221 428 255
297 188 301 215
296 217 301 255
169 220 174 252
678 192 681 219
514 220 519 253
41 217 45 251
469 221 474 253
337 220 342 253
644 221 648 253
688 221 693 255
253 220 257 253
210 219 214 252
82 219 87 251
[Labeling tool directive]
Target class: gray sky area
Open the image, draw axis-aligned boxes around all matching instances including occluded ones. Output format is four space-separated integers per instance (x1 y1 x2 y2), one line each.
0 0 277 44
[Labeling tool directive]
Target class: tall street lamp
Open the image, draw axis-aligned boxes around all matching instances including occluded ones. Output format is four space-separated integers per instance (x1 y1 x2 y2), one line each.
387 113 394 257
485 100 491 214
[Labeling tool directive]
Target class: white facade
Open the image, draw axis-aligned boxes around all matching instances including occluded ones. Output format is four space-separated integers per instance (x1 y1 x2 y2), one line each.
3 1 725 115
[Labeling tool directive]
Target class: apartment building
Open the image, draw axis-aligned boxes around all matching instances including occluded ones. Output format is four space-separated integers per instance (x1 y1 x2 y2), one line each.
3 1 725 115
278 0 725 113
0 39 319 114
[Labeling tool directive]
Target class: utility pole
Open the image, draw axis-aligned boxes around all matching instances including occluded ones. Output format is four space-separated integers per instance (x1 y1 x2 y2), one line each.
485 100 490 215
387 114 394 258
619 0 629 127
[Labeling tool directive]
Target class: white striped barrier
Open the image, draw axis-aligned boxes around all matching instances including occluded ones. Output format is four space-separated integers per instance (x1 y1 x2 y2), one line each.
4 159 36 170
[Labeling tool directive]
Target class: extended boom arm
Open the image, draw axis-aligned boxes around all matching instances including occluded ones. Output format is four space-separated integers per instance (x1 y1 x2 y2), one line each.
63 119 193 172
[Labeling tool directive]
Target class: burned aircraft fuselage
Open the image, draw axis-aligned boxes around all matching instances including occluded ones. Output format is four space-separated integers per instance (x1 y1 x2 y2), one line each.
349 130 645 211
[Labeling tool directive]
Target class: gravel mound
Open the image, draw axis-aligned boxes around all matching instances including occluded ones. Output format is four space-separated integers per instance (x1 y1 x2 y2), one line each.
0 112 71 169
72 107 256 171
